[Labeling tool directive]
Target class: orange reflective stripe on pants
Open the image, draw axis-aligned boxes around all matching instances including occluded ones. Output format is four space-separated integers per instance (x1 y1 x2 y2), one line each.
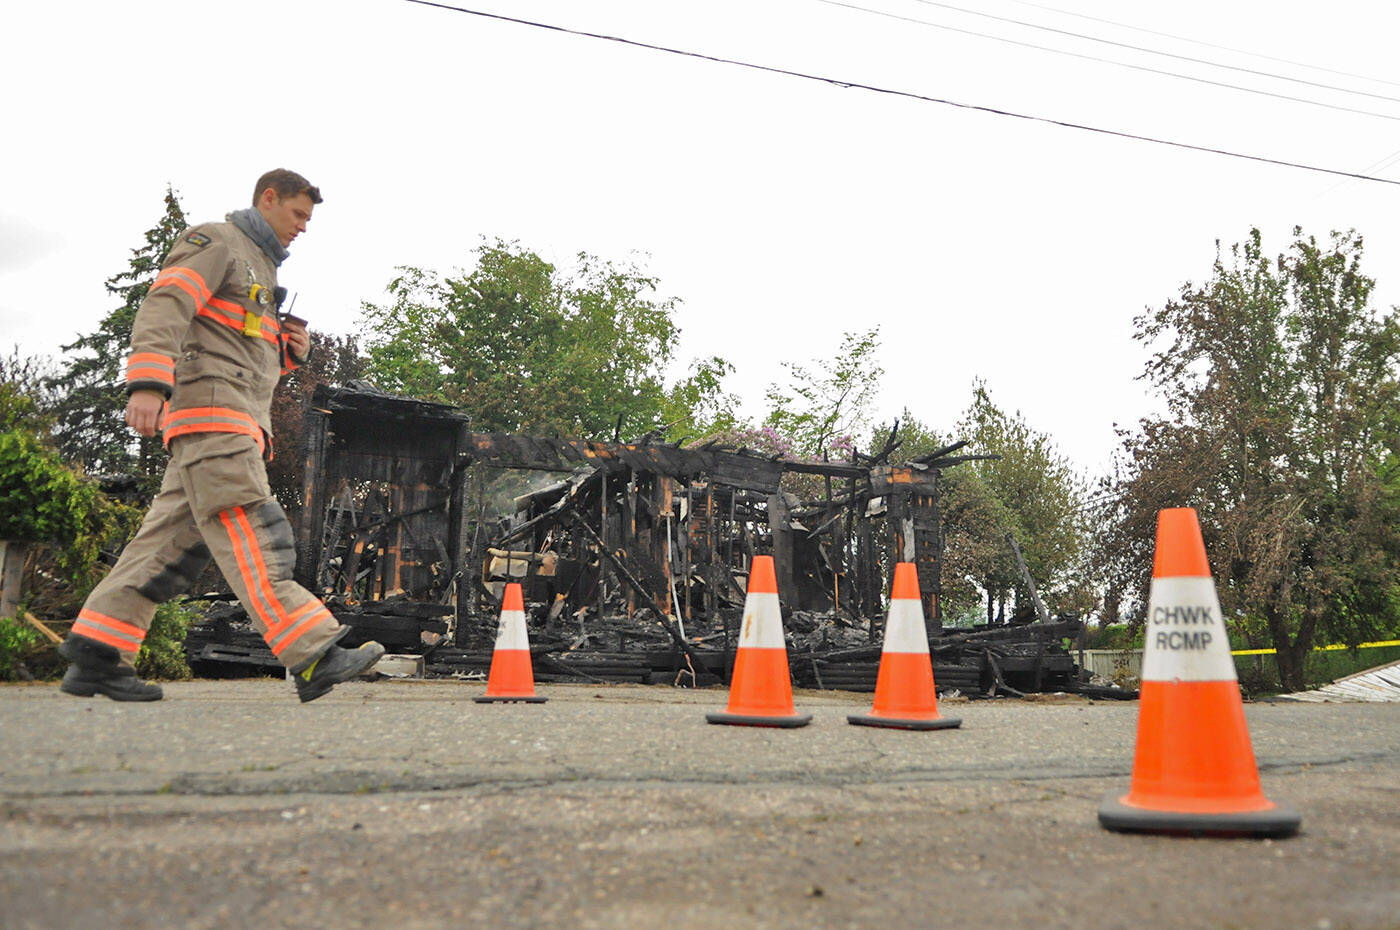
71 608 146 654
74 434 341 672
218 505 333 658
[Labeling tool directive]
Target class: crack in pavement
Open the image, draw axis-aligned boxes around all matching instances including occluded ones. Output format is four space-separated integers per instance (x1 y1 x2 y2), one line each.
1 748 1391 801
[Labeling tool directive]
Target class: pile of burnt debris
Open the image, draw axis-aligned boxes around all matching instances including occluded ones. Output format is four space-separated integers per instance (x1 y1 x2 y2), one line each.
187 384 1129 699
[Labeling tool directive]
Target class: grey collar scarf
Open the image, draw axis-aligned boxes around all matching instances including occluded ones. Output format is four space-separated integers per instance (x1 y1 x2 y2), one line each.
228 208 289 267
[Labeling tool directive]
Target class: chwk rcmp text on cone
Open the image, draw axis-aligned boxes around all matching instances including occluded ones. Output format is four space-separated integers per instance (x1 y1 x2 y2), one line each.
706 555 810 728
1098 508 1299 836
474 582 547 704
848 562 960 731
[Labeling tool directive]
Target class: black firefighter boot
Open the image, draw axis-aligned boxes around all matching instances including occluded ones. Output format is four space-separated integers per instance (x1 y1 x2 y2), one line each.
293 640 386 703
58 635 164 702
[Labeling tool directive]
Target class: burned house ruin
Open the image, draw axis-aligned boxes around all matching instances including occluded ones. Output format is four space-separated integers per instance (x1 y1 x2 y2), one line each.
188 384 1094 695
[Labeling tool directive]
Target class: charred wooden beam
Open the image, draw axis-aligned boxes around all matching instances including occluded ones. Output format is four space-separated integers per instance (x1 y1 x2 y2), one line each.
910 439 967 464
565 511 707 671
295 407 330 589
869 465 939 496
922 454 1002 468
1006 532 1052 625
775 461 869 479
936 618 1083 646
493 469 598 548
768 492 796 600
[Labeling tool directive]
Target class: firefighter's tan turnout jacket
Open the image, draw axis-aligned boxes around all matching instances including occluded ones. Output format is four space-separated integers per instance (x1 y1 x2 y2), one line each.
125 220 304 456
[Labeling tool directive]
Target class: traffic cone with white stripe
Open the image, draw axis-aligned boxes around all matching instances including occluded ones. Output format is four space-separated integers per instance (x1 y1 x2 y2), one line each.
848 562 961 730
706 555 811 727
1098 508 1299 836
474 583 546 704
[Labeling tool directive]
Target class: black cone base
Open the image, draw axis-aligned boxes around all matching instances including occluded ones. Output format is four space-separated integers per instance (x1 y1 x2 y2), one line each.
847 713 961 731
1098 793 1301 837
474 695 548 704
705 711 811 728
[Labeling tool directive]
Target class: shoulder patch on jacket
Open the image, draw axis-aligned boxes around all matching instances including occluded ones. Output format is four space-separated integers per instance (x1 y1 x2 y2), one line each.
185 232 212 247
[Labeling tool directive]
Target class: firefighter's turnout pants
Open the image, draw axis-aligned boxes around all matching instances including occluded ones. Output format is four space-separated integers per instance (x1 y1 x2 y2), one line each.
72 432 343 672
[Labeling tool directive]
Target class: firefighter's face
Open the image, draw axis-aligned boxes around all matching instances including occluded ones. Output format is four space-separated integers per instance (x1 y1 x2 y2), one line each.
257 191 315 247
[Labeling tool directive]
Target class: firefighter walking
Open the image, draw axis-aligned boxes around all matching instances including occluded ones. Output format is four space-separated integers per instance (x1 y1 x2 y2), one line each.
59 169 384 703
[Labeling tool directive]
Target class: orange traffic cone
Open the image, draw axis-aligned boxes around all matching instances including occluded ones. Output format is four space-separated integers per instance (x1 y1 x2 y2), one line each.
474 583 547 704
848 562 961 731
1098 508 1299 836
706 555 811 727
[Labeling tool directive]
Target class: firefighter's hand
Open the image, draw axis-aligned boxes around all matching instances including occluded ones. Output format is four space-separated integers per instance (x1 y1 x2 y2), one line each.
283 319 310 359
125 390 164 437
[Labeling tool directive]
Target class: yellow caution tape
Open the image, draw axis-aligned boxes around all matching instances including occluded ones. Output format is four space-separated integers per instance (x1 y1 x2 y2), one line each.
1230 639 1400 657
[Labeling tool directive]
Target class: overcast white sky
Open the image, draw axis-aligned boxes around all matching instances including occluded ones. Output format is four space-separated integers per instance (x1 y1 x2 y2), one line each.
4 0 1399 476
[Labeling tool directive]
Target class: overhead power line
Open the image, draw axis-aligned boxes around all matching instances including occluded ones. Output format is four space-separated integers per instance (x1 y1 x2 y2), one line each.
399 0 1400 187
813 0 1400 124
898 0 1400 106
1002 0 1400 91
1317 144 1400 198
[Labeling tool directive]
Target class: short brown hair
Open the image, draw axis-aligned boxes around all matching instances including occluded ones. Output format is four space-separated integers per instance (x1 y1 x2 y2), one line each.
252 168 323 206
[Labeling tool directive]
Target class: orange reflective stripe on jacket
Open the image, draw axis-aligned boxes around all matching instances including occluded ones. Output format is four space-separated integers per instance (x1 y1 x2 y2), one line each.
218 505 335 657
197 299 282 345
72 608 146 654
125 351 175 388
154 266 281 346
153 265 213 302
161 406 266 454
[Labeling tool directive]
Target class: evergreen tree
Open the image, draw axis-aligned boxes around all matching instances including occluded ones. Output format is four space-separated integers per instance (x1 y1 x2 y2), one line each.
48 187 188 481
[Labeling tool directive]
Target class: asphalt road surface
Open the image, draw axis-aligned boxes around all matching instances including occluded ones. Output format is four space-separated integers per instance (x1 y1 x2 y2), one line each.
1 679 1396 929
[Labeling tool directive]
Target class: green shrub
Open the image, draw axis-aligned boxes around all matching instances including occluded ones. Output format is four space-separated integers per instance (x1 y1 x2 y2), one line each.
0 615 43 681
135 600 199 681
1083 623 1142 650
0 429 127 578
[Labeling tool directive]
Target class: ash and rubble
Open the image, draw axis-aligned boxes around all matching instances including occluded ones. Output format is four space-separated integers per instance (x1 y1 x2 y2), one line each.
187 384 1127 698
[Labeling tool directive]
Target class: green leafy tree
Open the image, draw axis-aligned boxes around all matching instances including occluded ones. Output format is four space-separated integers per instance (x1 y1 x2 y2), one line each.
937 467 1017 625
764 327 883 459
871 394 1091 625
867 409 943 464
48 187 188 480
0 349 58 436
1100 228 1400 690
657 356 743 444
957 382 1092 621
361 241 734 439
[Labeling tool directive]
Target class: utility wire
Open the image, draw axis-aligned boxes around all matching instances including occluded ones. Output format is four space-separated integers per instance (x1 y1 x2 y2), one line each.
1317 144 1400 198
399 0 1400 187
1002 0 1400 90
813 0 1400 124
898 0 1400 105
